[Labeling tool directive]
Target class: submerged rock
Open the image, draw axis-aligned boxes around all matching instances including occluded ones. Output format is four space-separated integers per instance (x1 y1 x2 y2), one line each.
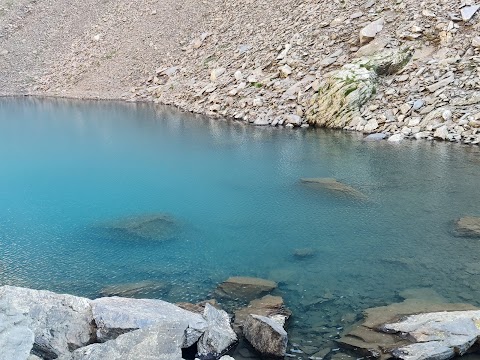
293 248 317 259
364 133 387 141
455 216 480 237
177 299 220 314
196 304 238 359
99 280 169 299
91 296 207 345
65 324 185 360
0 286 95 360
215 277 277 302
101 213 178 241
307 48 412 129
243 314 288 357
300 178 367 200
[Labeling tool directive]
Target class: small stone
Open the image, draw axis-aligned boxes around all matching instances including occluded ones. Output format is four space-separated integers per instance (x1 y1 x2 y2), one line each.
286 114 302 126
412 99 425 110
279 64 293 77
442 109 452 121
363 119 379 133
461 5 480 21
243 315 288 357
434 125 449 140
234 71 243 81
210 68 226 82
359 18 384 45
92 34 101 41
427 76 454 92
388 134 404 142
472 36 480 48
277 44 292 60
364 133 386 141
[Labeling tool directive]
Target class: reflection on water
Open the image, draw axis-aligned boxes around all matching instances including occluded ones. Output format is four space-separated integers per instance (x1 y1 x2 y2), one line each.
1 98 480 358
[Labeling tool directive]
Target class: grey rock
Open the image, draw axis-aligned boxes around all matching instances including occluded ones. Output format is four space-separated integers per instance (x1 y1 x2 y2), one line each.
427 76 454 93
434 126 449 140
388 134 404 142
243 314 288 357
461 5 480 21
359 18 385 45
412 99 425 110
364 133 386 141
90 296 207 346
0 312 34 360
65 324 185 360
197 304 238 359
0 286 95 360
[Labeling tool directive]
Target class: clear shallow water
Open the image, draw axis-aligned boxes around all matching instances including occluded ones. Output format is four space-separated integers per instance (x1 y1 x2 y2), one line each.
1 97 480 357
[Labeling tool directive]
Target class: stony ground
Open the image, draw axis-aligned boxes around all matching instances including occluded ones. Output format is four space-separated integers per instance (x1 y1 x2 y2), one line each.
1 0 480 143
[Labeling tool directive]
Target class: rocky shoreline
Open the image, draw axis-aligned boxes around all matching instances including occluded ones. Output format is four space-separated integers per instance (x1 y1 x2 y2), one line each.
2 0 480 145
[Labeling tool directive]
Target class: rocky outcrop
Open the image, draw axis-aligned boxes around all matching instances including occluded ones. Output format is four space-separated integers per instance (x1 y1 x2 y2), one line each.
0 286 239 360
307 48 412 129
300 178 367 200
338 299 479 359
196 304 238 359
382 310 480 360
90 296 206 345
0 286 95 359
100 213 178 241
454 216 480 237
243 314 288 357
215 277 277 302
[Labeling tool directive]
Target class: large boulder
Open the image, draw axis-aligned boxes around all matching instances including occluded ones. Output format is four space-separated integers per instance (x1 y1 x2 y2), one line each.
215 277 277 302
0 312 35 360
455 217 480 237
100 213 178 241
196 304 238 360
300 178 367 200
90 296 207 346
243 314 288 357
0 286 95 359
64 324 185 360
307 48 412 129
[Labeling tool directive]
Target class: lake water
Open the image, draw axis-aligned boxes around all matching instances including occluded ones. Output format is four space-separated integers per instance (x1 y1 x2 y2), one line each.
1 97 480 359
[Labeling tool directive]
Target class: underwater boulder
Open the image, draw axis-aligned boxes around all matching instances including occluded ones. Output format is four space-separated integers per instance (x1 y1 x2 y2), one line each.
454 216 480 237
300 178 367 200
215 277 277 302
99 280 170 299
292 248 317 259
101 213 178 241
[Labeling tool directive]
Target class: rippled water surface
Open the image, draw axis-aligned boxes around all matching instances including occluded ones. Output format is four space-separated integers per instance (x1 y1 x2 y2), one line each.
1 98 480 358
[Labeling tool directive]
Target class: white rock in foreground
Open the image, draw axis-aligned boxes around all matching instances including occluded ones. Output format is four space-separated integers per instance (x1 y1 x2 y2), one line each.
0 286 95 359
0 312 34 360
91 296 207 346
382 310 480 360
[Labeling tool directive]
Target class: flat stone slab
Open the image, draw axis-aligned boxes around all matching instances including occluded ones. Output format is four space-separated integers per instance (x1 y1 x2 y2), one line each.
455 217 480 237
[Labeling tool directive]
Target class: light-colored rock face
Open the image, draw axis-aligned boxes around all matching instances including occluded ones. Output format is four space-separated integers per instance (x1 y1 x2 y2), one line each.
307 48 411 129
300 178 367 200
0 286 95 359
215 277 277 301
196 304 238 358
360 18 385 45
90 296 207 346
65 324 185 360
455 217 480 237
383 310 480 360
0 312 34 360
243 314 288 357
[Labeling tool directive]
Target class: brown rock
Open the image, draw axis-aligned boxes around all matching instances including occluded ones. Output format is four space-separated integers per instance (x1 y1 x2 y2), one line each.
234 295 291 329
215 277 277 301
243 314 287 357
300 178 367 200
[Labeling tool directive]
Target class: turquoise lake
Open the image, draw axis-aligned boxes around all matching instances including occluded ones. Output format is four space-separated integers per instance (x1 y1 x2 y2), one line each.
1 97 480 358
